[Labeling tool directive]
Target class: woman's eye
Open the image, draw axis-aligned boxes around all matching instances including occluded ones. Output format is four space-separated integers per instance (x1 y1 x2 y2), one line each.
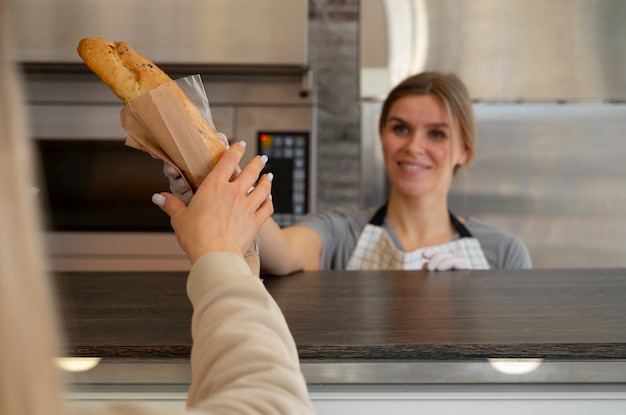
429 129 447 140
392 124 409 135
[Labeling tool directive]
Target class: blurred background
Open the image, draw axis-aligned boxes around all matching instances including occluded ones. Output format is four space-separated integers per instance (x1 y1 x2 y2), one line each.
12 0 626 269
359 0 626 268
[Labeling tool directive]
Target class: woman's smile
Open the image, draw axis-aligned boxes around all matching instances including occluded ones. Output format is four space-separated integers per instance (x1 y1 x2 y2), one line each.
397 160 430 174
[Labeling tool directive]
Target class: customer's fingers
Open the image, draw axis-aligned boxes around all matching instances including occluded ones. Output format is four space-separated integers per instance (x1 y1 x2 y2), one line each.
151 192 185 219
205 141 247 184
250 173 274 224
237 154 269 191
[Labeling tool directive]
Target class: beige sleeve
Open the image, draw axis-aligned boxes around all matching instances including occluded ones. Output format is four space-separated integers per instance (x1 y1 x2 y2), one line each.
77 252 315 415
184 252 316 414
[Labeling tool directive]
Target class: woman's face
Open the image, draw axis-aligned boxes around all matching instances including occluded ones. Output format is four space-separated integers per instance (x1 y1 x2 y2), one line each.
380 94 468 199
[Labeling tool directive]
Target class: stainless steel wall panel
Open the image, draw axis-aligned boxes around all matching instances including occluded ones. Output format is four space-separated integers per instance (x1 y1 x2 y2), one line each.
13 0 308 68
361 0 626 101
449 103 626 268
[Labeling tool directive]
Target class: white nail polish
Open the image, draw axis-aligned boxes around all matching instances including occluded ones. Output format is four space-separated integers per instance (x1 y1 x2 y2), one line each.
152 193 166 207
260 154 268 164
237 140 247 148
267 172 274 181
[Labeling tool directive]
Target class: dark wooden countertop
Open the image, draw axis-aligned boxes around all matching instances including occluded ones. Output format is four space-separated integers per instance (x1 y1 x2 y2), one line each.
54 268 626 360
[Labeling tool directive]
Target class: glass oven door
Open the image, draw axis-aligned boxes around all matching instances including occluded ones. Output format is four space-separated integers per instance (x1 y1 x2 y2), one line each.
37 139 171 233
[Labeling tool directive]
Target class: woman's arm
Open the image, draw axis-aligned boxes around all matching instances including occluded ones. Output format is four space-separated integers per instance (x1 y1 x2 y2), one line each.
154 142 316 414
256 219 323 275
185 253 315 414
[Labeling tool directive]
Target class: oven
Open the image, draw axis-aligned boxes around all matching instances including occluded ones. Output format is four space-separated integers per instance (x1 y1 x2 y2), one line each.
26 71 316 272
16 0 315 271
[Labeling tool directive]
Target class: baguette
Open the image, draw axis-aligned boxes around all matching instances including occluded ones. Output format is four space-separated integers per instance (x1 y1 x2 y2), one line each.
77 37 173 104
76 37 228 189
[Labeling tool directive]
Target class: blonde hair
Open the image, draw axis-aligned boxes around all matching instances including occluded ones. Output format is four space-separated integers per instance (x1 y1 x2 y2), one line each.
0 2 65 414
379 71 476 171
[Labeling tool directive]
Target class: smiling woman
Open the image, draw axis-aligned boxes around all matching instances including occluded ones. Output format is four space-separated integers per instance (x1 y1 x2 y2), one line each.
166 71 532 275
337 72 530 271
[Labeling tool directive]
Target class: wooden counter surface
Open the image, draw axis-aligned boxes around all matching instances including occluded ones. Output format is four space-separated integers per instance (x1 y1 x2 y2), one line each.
54 268 626 359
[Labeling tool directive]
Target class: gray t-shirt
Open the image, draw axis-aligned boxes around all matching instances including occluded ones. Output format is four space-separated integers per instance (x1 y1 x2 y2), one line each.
295 206 532 270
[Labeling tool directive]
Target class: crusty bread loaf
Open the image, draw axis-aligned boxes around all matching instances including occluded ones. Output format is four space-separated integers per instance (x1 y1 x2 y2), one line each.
76 37 228 189
77 37 173 104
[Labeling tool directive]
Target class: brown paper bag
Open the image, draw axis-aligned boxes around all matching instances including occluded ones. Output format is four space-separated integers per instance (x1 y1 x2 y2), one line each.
121 81 217 191
119 82 260 276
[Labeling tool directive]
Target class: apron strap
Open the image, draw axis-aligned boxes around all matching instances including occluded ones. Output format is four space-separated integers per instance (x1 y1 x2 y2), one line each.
369 203 474 238
449 211 473 238
369 204 388 226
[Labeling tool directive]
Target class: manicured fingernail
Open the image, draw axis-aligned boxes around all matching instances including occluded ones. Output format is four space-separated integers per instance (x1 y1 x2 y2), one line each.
267 172 274 182
260 154 268 164
237 140 246 148
152 193 166 207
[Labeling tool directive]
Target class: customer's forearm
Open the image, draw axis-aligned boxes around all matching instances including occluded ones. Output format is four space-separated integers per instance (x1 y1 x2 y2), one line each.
186 253 315 414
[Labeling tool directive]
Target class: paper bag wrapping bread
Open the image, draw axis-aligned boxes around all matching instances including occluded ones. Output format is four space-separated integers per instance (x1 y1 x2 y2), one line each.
120 80 221 191
120 81 260 274
76 37 227 191
76 37 260 274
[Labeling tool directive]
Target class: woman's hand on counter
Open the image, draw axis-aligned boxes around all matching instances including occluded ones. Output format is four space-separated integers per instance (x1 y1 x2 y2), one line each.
153 141 274 264
423 249 471 271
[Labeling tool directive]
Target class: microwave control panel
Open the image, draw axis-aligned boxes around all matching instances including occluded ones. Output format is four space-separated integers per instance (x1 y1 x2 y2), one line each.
257 132 309 227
